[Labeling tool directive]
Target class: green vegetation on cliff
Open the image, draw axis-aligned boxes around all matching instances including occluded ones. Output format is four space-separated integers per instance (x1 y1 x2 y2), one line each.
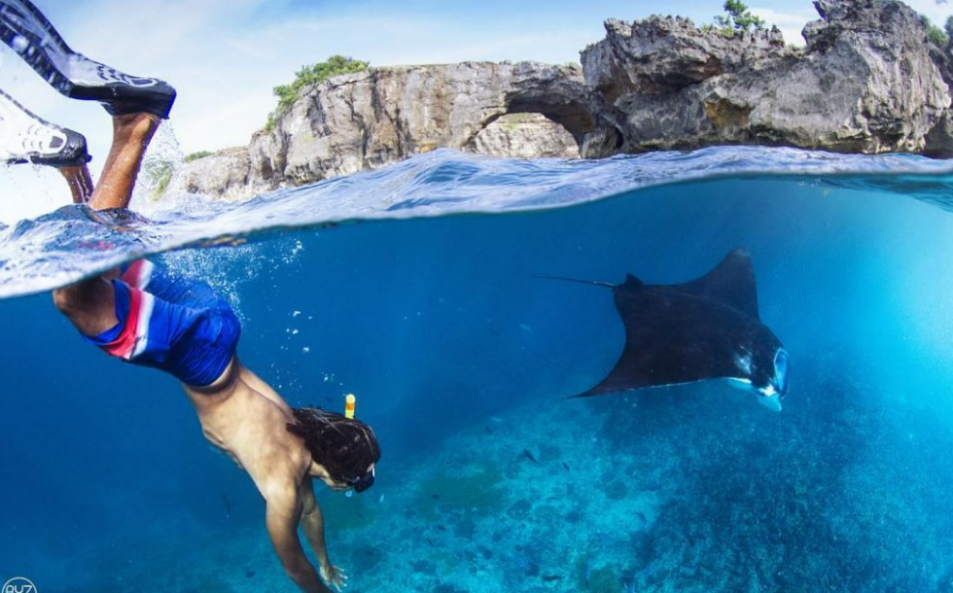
920 14 951 46
184 150 213 163
266 55 370 131
702 0 766 35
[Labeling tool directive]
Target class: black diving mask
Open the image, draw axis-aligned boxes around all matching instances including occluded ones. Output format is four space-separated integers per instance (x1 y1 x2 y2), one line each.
348 467 375 493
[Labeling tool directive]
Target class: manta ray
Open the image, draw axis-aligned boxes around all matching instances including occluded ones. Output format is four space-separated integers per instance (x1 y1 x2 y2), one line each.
541 249 789 411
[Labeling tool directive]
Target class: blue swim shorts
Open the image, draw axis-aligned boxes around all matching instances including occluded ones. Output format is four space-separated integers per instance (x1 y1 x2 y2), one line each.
84 260 241 387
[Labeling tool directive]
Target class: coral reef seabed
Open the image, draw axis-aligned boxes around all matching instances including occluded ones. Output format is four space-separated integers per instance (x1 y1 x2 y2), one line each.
68 352 953 592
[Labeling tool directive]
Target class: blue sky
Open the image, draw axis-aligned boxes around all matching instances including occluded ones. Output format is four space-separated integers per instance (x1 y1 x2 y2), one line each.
1 0 950 222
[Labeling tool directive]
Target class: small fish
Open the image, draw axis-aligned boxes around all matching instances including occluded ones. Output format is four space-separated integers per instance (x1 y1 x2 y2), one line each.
484 425 494 435
379 494 385 504
425 537 436 546
432 494 441 500
562 462 571 473
584 559 593 586
636 511 647 525
245 569 256 579
519 323 534 334
436 525 447 532
541 575 562 582
221 493 232 518
489 416 505 424
522 449 539 464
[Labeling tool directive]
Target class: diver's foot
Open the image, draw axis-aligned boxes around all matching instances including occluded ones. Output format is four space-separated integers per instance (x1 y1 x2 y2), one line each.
0 88 90 167
0 0 176 118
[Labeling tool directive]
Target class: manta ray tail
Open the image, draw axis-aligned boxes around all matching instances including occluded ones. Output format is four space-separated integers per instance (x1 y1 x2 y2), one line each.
531 275 614 288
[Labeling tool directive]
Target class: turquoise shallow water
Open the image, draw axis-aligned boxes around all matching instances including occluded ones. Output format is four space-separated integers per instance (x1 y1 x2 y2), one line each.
2 147 953 592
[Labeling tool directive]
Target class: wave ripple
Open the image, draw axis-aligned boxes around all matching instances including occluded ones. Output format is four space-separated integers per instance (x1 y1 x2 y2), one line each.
1 147 952 298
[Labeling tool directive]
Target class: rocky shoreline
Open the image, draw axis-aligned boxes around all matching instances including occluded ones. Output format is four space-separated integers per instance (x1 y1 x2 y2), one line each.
175 0 953 200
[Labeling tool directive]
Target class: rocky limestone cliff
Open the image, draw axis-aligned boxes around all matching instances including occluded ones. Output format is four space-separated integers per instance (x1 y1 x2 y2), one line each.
174 62 591 200
467 113 579 159
581 0 953 155
175 0 953 200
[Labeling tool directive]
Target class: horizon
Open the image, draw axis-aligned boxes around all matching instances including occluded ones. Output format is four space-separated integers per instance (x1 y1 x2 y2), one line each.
1 0 950 223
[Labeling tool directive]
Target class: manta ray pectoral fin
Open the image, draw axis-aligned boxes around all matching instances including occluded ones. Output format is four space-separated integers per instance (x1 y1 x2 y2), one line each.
677 248 760 319
623 274 643 288
570 381 632 398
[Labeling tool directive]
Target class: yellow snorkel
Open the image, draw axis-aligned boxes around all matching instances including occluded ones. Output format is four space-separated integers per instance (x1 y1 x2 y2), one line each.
345 393 356 419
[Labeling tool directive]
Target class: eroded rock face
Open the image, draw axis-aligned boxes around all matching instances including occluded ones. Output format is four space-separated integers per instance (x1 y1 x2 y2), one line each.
174 147 264 201
173 62 592 199
581 0 953 156
466 113 579 159
176 0 953 200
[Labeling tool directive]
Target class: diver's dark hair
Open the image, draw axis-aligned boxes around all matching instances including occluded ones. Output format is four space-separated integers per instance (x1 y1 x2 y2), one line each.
286 407 381 482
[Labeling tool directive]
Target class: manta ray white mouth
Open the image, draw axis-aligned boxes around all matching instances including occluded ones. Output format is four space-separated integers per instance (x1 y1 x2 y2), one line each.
724 377 782 411
758 391 782 412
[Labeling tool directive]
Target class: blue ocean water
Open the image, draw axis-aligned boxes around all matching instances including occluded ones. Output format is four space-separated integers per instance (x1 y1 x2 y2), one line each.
2 147 953 592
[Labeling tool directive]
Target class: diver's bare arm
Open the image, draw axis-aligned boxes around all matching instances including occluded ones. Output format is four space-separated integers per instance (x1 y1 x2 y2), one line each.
266 490 332 593
300 482 334 573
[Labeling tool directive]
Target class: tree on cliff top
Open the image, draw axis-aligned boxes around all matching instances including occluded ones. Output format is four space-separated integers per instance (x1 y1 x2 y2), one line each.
921 15 948 46
266 55 370 130
713 0 766 33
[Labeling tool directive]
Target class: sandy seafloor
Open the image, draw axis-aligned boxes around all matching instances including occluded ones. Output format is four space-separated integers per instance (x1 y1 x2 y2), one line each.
58 352 953 593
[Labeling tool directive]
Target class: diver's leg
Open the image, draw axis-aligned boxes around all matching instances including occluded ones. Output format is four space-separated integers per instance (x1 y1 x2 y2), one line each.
52 276 117 337
58 269 243 392
87 113 160 210
58 164 94 204
0 0 176 118
52 113 158 323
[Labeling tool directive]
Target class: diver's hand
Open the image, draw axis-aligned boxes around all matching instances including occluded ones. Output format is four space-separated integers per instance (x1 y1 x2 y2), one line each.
319 563 348 591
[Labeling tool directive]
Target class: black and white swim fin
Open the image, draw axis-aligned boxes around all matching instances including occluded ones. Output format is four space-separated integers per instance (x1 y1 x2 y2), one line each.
0 88 89 167
0 0 176 118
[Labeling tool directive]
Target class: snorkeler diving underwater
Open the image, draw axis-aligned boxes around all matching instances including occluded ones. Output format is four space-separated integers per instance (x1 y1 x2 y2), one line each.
2 0 953 591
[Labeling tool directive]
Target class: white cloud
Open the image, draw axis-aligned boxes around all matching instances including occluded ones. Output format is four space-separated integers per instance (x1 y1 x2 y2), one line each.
904 0 953 28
